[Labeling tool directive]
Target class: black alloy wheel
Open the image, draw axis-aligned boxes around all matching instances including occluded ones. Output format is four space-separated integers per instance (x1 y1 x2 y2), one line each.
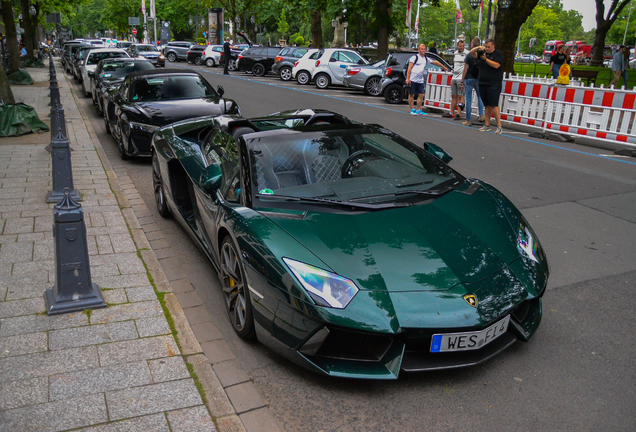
252 63 265 77
279 66 292 81
296 70 310 85
152 152 170 217
167 52 177 62
228 59 237 71
118 133 130 160
364 76 382 96
195 57 202 66
220 237 255 339
383 83 404 104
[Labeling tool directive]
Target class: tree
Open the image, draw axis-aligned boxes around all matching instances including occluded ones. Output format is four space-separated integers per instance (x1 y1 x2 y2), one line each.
606 6 636 45
0 57 16 104
493 0 541 74
591 0 633 66
1 0 21 73
277 7 289 38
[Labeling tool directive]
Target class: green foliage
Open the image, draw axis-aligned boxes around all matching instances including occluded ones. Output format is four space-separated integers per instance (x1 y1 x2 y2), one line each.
606 7 636 45
440 42 447 50
291 32 305 45
277 7 289 37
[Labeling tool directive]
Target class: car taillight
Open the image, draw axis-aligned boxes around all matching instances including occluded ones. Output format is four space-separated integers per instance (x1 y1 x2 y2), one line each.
238 55 243 59
275 56 283 62
347 68 361 76
187 51 191 55
315 60 320 67
384 67 392 77
294 61 299 67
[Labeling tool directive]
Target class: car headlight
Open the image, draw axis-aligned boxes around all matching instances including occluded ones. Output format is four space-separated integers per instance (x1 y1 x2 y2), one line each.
283 258 359 309
517 218 544 263
159 55 165 59
129 121 158 133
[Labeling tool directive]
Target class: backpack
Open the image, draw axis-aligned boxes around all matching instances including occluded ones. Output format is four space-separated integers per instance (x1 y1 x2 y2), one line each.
403 54 427 78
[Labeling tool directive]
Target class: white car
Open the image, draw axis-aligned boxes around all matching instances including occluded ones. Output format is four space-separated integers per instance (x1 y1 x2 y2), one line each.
80 48 129 97
202 45 224 67
291 49 320 85
310 48 368 89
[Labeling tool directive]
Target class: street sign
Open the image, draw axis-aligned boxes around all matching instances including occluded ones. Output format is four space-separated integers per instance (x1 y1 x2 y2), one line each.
128 17 140 26
132 28 137 35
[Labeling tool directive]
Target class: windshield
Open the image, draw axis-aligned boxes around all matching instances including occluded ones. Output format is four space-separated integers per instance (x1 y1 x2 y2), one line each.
248 128 463 210
545 44 555 51
101 61 154 79
130 75 217 102
137 45 158 52
88 51 128 65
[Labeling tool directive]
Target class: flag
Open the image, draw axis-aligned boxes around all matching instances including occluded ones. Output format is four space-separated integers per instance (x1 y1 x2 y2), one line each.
406 0 412 28
414 0 421 33
456 0 464 24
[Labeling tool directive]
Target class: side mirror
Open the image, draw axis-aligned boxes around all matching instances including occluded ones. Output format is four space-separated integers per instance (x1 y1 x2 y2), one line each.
423 142 453 164
217 85 225 97
200 164 223 194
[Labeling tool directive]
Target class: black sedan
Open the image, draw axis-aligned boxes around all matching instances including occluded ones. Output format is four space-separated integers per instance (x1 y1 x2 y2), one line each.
92 58 155 117
104 69 240 159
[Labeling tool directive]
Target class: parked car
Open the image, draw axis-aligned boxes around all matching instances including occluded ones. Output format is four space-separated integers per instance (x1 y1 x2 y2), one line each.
218 32 253 71
62 42 89 74
186 45 206 65
236 46 282 76
515 54 542 64
128 44 166 67
92 58 155 117
104 69 240 159
117 41 133 50
291 49 321 84
86 39 105 47
271 46 311 81
79 48 130 97
72 45 97 82
342 59 385 96
163 41 192 62
202 44 223 67
150 108 548 379
380 51 451 104
310 48 369 89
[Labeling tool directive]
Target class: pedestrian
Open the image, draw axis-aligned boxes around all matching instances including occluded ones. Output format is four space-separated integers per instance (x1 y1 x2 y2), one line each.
610 45 627 87
223 37 231 75
549 45 566 79
445 39 469 120
405 43 450 116
469 38 504 134
429 42 438 54
622 45 629 87
462 37 485 126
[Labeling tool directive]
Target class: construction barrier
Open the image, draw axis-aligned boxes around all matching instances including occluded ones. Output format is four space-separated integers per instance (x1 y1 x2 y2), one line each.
425 71 636 147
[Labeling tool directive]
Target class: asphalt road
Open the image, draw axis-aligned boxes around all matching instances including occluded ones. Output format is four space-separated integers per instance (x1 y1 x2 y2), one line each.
74 63 636 432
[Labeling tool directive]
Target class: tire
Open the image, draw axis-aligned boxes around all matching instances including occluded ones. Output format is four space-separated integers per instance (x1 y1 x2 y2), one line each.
296 70 310 85
81 81 90 98
364 76 382 96
228 59 237 71
383 83 404 104
279 66 292 81
152 152 170 218
167 52 177 62
220 236 255 339
206 58 215 67
103 110 111 134
314 73 330 89
118 135 130 160
195 57 202 66
252 63 265 77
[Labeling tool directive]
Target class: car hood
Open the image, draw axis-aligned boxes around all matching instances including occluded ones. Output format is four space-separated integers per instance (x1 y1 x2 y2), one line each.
132 98 227 125
138 52 160 57
262 185 521 293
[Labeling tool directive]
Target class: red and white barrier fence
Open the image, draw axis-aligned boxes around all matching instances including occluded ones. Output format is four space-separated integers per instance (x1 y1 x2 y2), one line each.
425 71 636 147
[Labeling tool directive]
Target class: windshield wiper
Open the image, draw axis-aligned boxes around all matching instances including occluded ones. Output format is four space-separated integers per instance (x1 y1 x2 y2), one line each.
256 194 404 209
393 185 455 197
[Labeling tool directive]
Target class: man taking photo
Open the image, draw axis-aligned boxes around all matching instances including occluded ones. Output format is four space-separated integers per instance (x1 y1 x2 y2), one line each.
469 39 504 134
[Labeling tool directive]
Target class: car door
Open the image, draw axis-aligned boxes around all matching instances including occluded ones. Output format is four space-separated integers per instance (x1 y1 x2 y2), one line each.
197 129 241 259
264 47 281 70
331 50 365 84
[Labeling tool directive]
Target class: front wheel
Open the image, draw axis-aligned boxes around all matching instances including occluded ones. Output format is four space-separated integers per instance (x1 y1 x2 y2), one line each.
206 58 215 67
228 59 237 71
279 66 292 81
383 83 404 104
252 63 265 77
152 152 170 217
314 73 330 89
167 52 177 62
296 70 310 85
118 133 130 160
364 76 382 96
220 237 255 339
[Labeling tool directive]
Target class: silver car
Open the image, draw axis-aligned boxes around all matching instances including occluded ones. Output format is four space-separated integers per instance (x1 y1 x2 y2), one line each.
342 60 385 96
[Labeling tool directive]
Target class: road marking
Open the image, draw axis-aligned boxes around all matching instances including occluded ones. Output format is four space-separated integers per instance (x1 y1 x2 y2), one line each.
179 64 636 167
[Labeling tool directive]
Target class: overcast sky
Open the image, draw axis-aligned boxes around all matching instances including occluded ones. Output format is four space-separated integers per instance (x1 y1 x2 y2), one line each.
561 0 615 32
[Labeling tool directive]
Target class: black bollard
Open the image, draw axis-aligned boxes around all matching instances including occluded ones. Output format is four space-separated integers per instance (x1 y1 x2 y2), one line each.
44 189 106 315
49 76 60 110
46 119 81 203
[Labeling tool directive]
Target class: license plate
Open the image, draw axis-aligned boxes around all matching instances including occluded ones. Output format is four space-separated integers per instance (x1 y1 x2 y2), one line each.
430 315 510 353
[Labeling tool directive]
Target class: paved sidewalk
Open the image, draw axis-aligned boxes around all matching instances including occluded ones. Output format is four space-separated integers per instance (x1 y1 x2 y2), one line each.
0 63 277 431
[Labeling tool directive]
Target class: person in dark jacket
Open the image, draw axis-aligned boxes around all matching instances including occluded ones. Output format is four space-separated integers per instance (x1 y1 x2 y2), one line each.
223 37 231 75
469 38 504 134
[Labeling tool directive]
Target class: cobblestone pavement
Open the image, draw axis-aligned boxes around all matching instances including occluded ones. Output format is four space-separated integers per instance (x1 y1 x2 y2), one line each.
0 62 281 432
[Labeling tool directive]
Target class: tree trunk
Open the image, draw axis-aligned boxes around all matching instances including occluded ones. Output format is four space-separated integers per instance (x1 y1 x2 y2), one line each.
590 24 612 67
1 1 21 73
310 10 323 48
493 0 539 75
0 57 16 104
20 0 35 60
376 0 391 60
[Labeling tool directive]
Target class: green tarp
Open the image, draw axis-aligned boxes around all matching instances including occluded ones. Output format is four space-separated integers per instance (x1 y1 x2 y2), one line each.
24 58 46 68
7 69 34 85
0 103 50 137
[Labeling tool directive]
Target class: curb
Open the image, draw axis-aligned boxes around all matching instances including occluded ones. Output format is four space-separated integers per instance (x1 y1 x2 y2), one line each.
60 62 270 432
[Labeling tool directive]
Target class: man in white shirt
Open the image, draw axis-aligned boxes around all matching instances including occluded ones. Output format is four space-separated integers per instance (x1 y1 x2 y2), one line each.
406 44 449 116
445 40 469 120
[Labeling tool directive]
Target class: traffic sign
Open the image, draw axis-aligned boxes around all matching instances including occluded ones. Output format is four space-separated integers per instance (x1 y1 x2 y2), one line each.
132 28 137 35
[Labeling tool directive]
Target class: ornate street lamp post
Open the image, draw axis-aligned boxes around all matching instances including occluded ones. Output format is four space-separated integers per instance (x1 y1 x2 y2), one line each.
469 0 510 40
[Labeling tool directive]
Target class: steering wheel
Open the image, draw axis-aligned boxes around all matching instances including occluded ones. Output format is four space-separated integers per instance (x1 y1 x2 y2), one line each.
341 150 376 178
